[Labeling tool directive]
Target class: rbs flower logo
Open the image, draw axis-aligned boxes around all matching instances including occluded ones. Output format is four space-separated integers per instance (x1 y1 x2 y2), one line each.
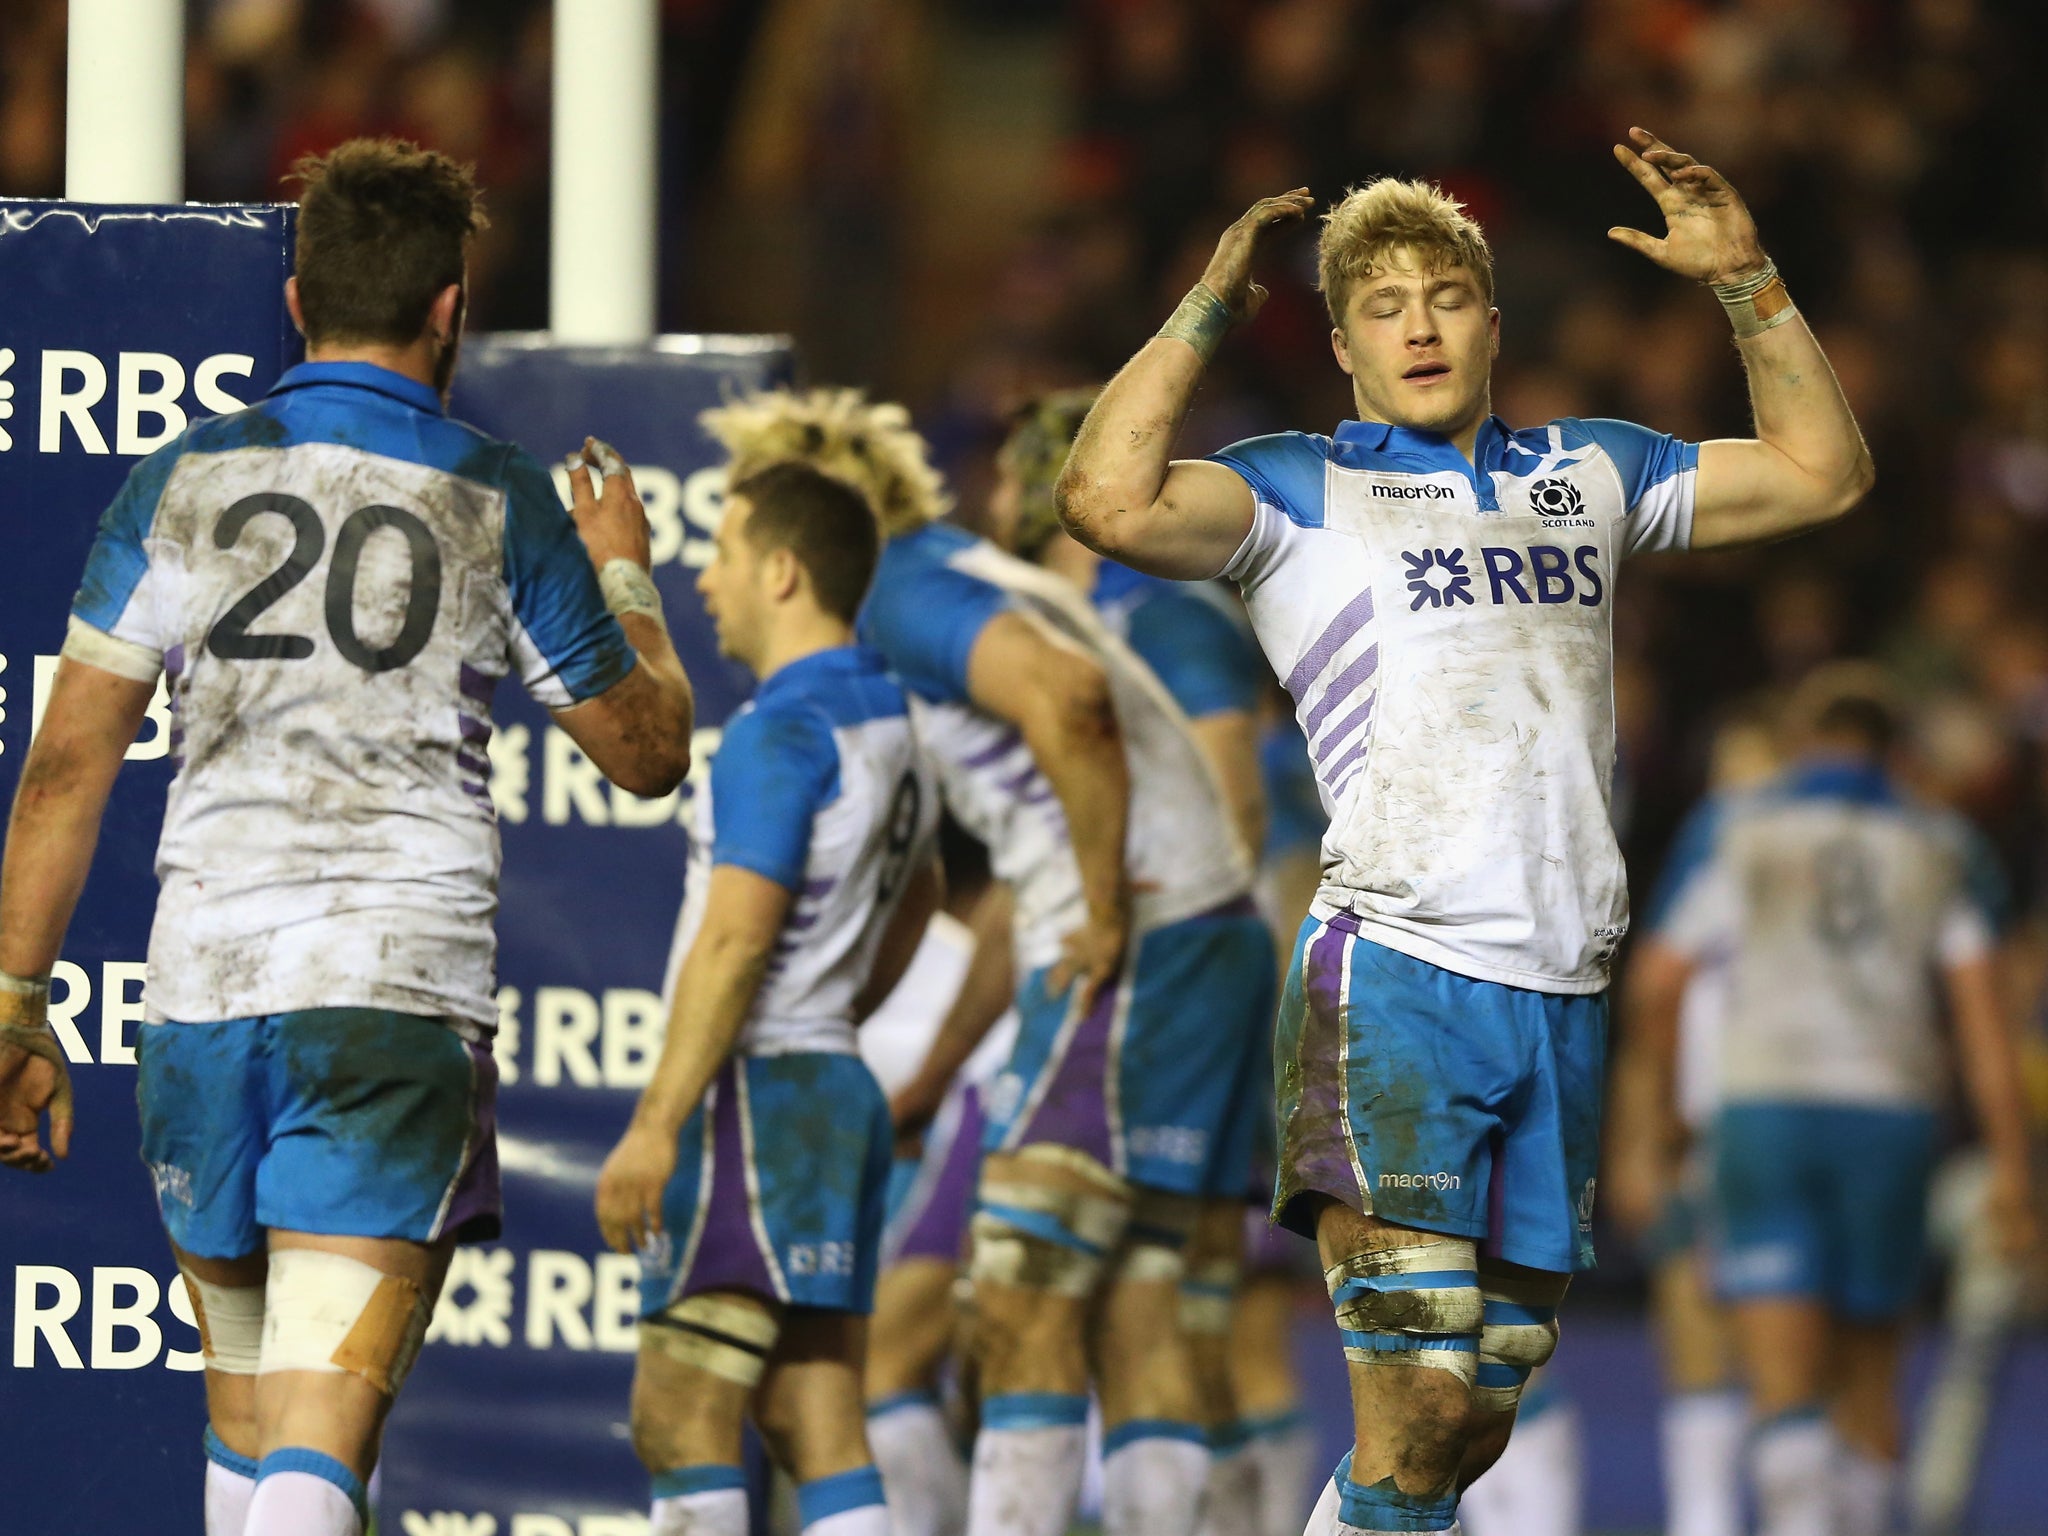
1403 548 1473 610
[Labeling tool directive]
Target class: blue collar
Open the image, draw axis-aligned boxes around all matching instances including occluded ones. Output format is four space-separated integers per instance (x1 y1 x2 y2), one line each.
1781 756 1896 806
757 643 882 699
267 361 445 417
1330 415 1512 504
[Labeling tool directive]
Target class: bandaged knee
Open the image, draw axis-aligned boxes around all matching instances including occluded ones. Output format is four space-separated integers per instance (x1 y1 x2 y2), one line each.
259 1249 431 1397
182 1268 266 1375
1178 1252 1241 1337
970 1146 1132 1297
1116 1187 1201 1287
1324 1237 1481 1384
1472 1274 1562 1412
643 1292 782 1387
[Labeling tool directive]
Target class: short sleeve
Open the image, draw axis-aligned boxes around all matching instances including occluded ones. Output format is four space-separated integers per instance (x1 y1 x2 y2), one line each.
1938 896 1993 967
1207 432 1330 585
1575 418 1700 557
1124 585 1264 718
858 553 1009 704
1658 860 1736 961
709 705 840 890
499 446 637 708
70 437 184 664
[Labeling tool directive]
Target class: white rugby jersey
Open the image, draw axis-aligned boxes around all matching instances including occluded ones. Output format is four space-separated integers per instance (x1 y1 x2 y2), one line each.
1209 415 1698 992
665 646 941 1056
858 911 1019 1096
69 363 636 1031
859 521 1251 970
1659 760 2001 1108
1643 796 1739 1130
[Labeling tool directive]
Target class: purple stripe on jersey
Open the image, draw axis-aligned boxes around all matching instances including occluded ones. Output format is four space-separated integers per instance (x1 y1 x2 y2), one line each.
1284 589 1375 702
959 729 1023 771
461 778 490 803
456 747 490 779
1019 778 1057 806
459 713 493 747
1312 694 1377 770
163 643 186 686
1320 702 1378 791
459 664 497 708
1303 644 1379 738
803 876 836 898
784 908 821 933
996 763 1045 800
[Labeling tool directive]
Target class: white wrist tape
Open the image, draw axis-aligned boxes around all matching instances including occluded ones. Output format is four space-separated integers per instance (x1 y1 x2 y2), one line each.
0 969 52 998
260 1248 430 1397
599 559 665 622
1711 259 1797 340
181 1270 266 1375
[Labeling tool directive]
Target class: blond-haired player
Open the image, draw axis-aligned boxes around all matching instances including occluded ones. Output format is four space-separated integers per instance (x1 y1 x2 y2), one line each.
1056 131 1876 1536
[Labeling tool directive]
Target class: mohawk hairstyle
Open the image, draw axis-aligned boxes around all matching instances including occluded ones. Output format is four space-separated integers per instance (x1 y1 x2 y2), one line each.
1317 178 1494 323
698 388 950 538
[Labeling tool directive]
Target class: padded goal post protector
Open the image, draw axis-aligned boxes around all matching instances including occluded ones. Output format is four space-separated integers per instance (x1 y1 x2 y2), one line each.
0 200 300 1536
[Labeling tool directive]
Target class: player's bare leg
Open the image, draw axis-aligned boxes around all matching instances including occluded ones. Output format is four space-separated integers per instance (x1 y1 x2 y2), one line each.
1184 1199 1254 1536
1231 1270 1317 1536
866 1258 969 1536
756 1311 890 1536
632 1287 769 1536
1091 1212 1210 1536
1733 1296 1837 1536
1456 1261 1569 1491
175 1244 267 1536
1832 1319 1908 1536
1653 1251 1746 1536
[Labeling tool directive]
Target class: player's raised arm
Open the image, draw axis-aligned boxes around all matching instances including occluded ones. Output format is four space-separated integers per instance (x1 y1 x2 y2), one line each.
1609 128 1875 548
551 438 695 795
1056 192 1314 579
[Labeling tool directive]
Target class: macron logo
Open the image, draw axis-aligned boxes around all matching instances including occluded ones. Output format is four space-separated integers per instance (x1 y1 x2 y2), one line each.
1371 482 1457 500
1379 1171 1462 1191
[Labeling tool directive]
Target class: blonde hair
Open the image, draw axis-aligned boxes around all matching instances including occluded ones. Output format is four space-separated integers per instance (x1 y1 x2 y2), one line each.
697 387 950 537
1317 178 1494 322
998 388 1098 559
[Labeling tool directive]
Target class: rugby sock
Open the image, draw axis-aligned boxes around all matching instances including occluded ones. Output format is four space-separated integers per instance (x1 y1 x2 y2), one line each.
1244 1409 1317 1536
798 1465 889 1536
1836 1447 1899 1536
1662 1389 1747 1536
1459 1394 1582 1536
868 1392 968 1536
246 1449 365 1536
968 1393 1089 1536
650 1464 748 1536
1101 1420 1211 1536
1751 1408 1837 1536
1333 1449 1461 1535
1196 1422 1260 1536
203 1427 256 1536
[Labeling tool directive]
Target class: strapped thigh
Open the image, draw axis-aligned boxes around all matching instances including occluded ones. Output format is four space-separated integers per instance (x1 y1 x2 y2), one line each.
969 1144 1133 1297
1472 1267 1566 1411
642 1291 783 1387
1324 1236 1482 1385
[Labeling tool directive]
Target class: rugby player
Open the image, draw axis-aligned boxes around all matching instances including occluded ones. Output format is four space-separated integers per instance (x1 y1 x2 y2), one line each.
595 461 940 1536
0 140 694 1536
987 388 1280 1536
1055 129 1878 1536
1635 669 2036 1536
700 388 1272 1536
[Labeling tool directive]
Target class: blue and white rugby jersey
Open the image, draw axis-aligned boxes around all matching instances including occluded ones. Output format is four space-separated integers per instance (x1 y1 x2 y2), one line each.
859 522 1251 971
69 362 635 1031
1208 414 1699 992
665 646 941 1056
1090 561 1265 724
1643 795 1738 1131
1658 761 2003 1108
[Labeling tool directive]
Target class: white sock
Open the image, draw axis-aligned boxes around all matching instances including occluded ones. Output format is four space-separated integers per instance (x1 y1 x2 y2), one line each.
799 1466 890 1536
1752 1411 1838 1536
1303 1476 1342 1536
1198 1438 1261 1536
246 1452 364 1536
1459 1400 1582 1536
1245 1413 1317 1536
1837 1448 1898 1536
1663 1390 1747 1536
651 1466 749 1536
204 1428 257 1536
870 1395 968 1536
969 1394 1090 1536
1101 1426 1211 1536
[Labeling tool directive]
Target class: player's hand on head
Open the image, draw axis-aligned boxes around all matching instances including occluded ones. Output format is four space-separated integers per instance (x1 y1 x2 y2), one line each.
1200 189 1316 323
1607 127 1768 287
0 1022 74 1174
595 1120 676 1255
566 436 654 573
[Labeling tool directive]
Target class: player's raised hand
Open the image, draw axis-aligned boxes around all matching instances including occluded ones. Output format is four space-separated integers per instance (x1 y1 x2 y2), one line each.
0 1013 74 1174
1608 128 1768 287
566 436 653 572
1200 189 1316 324
595 1120 676 1255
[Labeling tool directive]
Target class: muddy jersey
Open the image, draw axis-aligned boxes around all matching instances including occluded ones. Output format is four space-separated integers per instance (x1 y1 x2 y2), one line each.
665 646 940 1056
858 521 1250 971
1208 415 1698 993
1657 760 2001 1108
69 362 635 1031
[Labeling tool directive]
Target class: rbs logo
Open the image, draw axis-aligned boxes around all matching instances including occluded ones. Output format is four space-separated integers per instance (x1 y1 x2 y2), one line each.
1403 544 1603 611
0 345 256 455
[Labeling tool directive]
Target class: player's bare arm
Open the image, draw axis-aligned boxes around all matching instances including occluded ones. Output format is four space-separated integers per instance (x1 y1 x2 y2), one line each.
552 437 696 795
595 863 791 1254
1610 128 1876 547
1604 937 1695 1237
1941 952 2040 1260
1187 709 1266 865
890 884 1016 1144
966 610 1131 1003
1055 192 1314 579
0 658 156 1172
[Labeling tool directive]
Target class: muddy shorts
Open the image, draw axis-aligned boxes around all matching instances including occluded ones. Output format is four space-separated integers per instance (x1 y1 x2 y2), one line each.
137 1009 501 1260
981 896 1277 1197
1272 911 1606 1273
637 1051 894 1316
881 1075 986 1268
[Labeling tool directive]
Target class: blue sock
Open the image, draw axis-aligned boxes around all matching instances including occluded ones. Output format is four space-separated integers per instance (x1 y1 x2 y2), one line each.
1334 1449 1458 1534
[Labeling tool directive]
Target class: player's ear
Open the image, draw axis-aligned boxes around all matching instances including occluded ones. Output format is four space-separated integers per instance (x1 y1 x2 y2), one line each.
427 283 462 347
285 276 307 338
1331 325 1354 377
764 545 801 603
1489 307 1501 358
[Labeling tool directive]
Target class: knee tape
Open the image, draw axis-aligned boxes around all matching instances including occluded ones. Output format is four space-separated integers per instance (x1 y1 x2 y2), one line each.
1324 1237 1481 1384
643 1292 781 1386
1117 1187 1201 1287
1473 1275 1562 1412
1178 1254 1241 1337
180 1269 265 1376
970 1146 1132 1297
259 1249 430 1398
